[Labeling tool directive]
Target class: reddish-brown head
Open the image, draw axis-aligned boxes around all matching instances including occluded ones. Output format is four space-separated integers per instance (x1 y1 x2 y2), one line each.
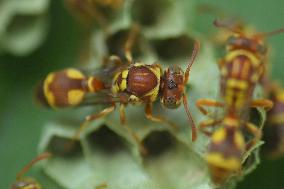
226 34 267 55
161 65 184 109
161 41 200 141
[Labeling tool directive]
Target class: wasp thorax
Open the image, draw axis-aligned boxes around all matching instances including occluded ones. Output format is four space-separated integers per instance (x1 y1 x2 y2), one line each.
226 35 267 55
161 65 184 109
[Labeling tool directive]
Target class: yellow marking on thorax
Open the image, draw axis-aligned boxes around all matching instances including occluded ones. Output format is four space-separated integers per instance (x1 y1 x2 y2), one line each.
212 128 226 143
225 49 260 67
112 72 120 93
119 70 128 91
206 152 241 170
144 65 161 102
43 73 56 108
67 90 85 106
227 79 248 90
234 131 245 150
129 95 143 105
66 69 85 79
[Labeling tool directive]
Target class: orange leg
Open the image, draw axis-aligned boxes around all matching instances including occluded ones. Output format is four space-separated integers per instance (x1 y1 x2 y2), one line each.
145 103 177 130
196 99 224 115
73 105 116 140
124 24 140 63
251 99 274 111
199 118 222 137
244 122 262 151
183 94 197 141
119 104 147 155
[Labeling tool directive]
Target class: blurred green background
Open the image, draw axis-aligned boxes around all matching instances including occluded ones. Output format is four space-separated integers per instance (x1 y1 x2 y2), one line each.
0 0 284 188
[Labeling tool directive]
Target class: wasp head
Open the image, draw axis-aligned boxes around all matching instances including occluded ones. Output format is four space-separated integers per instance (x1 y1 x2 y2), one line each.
226 34 267 55
161 65 185 109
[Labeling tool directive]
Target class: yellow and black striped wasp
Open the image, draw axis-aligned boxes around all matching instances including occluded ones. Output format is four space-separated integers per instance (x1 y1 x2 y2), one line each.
11 152 51 189
196 19 284 185
36 25 200 155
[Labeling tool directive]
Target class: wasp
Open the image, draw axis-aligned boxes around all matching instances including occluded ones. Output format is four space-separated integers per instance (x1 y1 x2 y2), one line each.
36 26 200 156
195 19 283 117
262 82 284 158
11 152 51 189
195 19 284 185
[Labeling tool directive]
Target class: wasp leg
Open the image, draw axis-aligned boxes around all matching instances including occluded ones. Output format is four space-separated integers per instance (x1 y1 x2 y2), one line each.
73 105 116 140
124 24 140 63
145 103 177 130
108 55 124 66
119 104 147 155
251 99 274 111
196 99 224 115
199 118 223 137
244 122 262 151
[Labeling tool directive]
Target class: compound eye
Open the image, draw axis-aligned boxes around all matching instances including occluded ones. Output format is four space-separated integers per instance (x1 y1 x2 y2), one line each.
168 80 177 89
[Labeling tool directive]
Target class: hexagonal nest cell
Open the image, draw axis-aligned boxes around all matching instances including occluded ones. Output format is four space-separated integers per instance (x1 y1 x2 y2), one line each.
151 35 195 61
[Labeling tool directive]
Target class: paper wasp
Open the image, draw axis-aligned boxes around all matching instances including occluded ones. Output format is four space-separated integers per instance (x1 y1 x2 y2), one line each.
11 152 51 189
36 25 200 155
263 82 284 158
196 19 284 185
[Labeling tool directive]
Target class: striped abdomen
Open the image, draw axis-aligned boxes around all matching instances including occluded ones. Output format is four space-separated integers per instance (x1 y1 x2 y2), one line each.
37 68 105 108
206 117 245 184
220 49 263 111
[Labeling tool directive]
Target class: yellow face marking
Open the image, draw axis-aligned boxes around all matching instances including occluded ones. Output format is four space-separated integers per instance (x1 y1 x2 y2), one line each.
212 128 226 143
225 49 260 67
43 73 56 108
67 90 85 106
66 69 85 79
234 131 245 150
206 152 241 171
